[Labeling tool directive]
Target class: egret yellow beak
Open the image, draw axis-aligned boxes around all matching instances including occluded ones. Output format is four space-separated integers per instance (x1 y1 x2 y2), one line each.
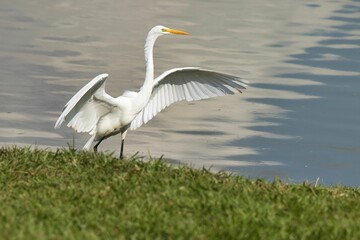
163 28 189 35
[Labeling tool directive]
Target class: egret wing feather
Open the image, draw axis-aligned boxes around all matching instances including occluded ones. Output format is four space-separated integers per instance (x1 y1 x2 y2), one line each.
54 73 117 134
130 67 248 130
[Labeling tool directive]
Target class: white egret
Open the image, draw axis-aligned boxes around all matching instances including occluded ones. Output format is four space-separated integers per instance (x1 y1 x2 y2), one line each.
55 25 248 158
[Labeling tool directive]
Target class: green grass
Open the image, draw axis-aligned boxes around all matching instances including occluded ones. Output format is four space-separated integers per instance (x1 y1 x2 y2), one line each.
0 147 359 240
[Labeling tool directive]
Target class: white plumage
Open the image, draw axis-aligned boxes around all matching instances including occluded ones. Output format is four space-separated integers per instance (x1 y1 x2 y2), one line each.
55 25 248 158
130 67 248 130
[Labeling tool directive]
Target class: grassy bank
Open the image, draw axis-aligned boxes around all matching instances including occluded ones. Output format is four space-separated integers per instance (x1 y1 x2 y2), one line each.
0 147 359 239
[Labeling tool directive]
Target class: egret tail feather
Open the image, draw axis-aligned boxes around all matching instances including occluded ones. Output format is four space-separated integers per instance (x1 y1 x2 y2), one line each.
83 135 96 150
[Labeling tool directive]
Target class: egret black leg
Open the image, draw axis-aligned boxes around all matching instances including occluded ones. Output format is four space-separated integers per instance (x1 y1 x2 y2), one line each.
93 137 104 153
120 139 125 159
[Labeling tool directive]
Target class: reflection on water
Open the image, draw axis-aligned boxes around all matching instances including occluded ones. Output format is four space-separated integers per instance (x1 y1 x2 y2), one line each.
230 1 360 186
0 0 359 186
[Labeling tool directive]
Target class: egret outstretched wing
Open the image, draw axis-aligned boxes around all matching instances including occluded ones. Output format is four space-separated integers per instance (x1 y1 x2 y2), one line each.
130 67 248 130
55 73 117 134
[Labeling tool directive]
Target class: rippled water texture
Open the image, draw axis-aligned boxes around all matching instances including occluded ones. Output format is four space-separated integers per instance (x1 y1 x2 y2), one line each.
1 0 359 186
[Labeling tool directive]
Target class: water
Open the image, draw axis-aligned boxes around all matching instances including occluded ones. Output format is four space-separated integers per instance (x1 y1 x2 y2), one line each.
1 0 359 186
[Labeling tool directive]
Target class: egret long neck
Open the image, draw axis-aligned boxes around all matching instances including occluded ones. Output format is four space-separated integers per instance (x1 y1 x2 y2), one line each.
143 33 158 90
133 32 158 113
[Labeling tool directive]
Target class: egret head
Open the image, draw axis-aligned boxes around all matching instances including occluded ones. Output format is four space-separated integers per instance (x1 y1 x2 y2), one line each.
144 25 188 61
151 25 189 36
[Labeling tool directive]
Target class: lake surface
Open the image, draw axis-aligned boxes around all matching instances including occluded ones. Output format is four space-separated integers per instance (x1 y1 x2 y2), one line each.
1 0 359 186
